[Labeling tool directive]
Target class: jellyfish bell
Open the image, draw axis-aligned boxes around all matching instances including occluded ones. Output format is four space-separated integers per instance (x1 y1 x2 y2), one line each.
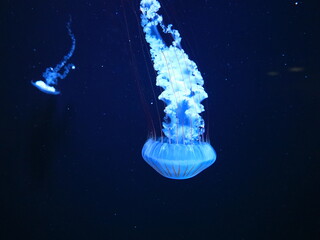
142 138 216 179
31 80 60 95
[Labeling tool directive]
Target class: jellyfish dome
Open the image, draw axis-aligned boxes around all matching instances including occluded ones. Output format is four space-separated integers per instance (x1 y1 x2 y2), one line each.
31 80 60 95
142 139 216 179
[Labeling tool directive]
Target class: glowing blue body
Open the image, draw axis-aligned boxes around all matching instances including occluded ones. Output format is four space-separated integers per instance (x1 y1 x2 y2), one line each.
31 20 76 95
140 0 216 179
142 139 216 179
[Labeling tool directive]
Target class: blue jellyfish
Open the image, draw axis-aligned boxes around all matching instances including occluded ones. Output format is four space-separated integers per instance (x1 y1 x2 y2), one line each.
31 19 76 95
140 0 216 179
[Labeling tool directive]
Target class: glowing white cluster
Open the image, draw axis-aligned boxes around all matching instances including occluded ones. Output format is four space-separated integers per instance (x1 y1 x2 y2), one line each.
141 0 208 143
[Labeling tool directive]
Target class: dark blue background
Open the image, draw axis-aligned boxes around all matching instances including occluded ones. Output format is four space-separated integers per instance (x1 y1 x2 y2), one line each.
1 0 319 239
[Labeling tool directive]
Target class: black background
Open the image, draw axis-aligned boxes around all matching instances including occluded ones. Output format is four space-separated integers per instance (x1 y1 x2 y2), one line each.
1 0 319 239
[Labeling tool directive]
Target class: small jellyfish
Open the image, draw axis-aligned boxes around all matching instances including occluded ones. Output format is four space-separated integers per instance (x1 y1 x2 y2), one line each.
31 19 76 95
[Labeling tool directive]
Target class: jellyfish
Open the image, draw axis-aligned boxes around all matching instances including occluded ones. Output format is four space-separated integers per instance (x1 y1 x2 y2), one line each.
140 0 216 179
31 19 76 95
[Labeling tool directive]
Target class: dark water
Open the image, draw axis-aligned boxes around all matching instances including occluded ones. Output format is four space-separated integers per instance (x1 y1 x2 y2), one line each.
1 0 319 239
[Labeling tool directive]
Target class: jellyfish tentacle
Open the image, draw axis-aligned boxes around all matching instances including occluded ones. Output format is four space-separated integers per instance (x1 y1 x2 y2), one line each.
141 0 208 144
53 19 76 73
